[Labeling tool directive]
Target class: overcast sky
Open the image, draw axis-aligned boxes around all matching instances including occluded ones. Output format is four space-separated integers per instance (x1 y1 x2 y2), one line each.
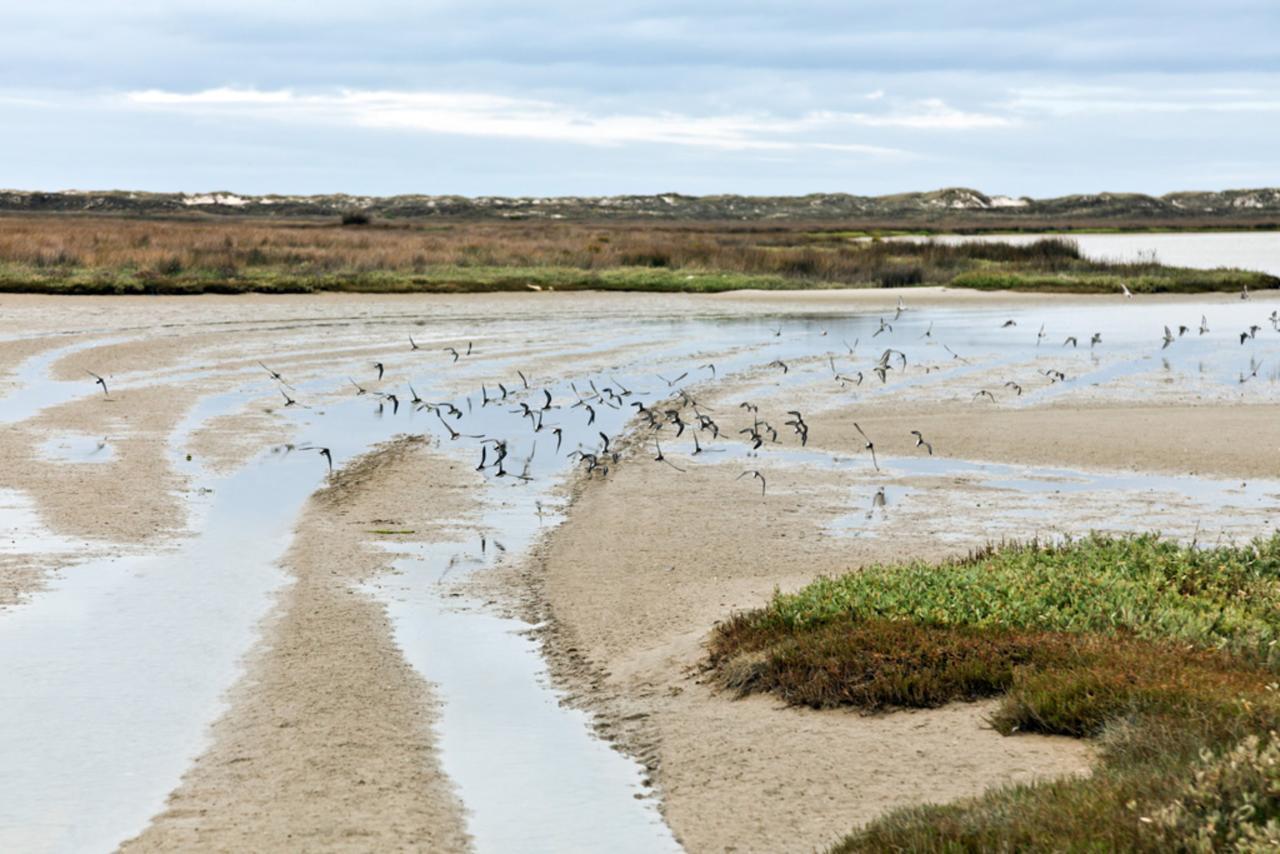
1 1 1277 197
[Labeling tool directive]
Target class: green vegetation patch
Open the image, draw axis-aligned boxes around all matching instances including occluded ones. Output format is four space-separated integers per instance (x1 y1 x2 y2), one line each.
949 268 1275 294
708 534 1280 852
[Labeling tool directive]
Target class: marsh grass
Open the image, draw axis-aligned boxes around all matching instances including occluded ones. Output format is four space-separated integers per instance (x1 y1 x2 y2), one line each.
707 534 1280 851
0 216 1273 294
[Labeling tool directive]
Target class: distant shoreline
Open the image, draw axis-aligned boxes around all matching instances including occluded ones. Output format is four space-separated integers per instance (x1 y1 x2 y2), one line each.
3 186 1280 229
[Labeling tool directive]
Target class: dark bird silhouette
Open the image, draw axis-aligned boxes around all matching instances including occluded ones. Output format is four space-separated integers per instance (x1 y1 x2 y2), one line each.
658 371 688 387
257 361 291 387
409 336 421 351
736 469 767 496
280 389 299 407
666 409 687 437
853 422 879 471
86 370 109 397
444 347 460 362
301 447 334 472
373 362 385 381
910 430 932 455
349 377 368 395
784 410 809 446
437 412 467 440
654 438 686 472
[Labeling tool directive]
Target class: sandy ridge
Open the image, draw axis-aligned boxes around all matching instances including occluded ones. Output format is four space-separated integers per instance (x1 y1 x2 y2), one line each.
121 436 474 852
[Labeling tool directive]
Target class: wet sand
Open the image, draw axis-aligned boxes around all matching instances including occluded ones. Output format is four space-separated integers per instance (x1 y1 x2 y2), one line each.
2 289 1278 852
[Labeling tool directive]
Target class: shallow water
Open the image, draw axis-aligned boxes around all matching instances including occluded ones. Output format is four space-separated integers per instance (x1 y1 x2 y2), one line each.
2 293 1280 851
896 231 1280 276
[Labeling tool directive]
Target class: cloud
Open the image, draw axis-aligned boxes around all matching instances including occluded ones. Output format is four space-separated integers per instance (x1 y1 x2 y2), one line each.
121 87 976 154
1006 84 1280 116
844 99 1014 129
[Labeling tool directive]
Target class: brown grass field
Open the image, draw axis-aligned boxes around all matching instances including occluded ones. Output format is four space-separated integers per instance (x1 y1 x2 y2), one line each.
0 214 1274 295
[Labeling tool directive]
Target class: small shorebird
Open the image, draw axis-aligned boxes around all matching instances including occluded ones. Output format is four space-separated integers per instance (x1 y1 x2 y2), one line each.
737 469 767 496
853 422 879 471
86 370 109 397
910 430 933 455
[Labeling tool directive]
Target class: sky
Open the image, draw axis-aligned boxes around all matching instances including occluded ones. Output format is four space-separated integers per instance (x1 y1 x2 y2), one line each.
1 1 1277 197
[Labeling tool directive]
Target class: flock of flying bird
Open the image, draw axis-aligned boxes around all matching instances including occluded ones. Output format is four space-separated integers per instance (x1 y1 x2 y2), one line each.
82 292 1280 510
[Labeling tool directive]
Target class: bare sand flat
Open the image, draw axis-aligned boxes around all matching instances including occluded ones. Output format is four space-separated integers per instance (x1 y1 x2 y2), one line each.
527 456 1095 854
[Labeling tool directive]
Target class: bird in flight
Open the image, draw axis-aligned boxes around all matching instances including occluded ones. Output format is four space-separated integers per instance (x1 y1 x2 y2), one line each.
409 336 421 351
444 347 460 363
736 469 767 496
298 445 334 472
86 370 109 397
658 371 688 387
853 422 879 471
257 361 291 388
373 362 385 381
653 439 686 472
910 430 933 455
